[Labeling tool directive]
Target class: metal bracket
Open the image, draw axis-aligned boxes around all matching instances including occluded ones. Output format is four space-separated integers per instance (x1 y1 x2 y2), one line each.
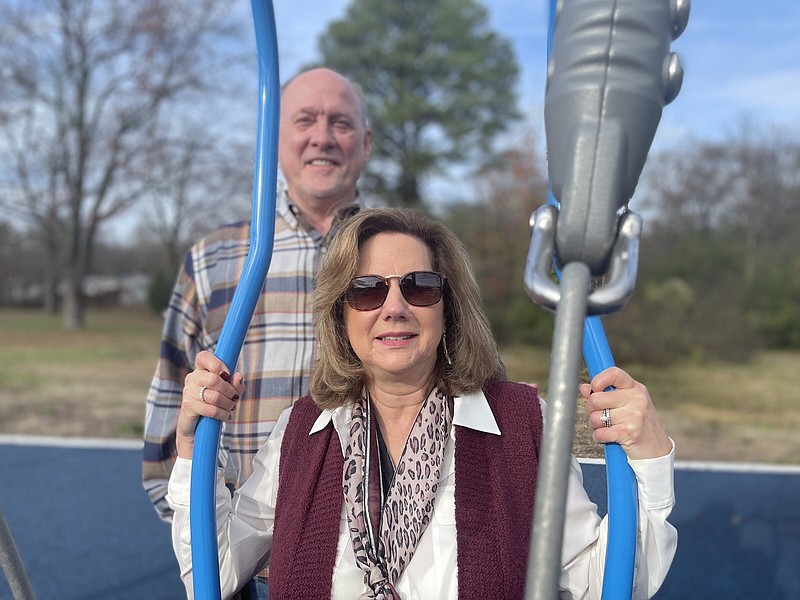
524 203 643 315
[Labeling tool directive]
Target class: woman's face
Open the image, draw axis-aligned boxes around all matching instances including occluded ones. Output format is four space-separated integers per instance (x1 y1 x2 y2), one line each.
344 232 444 389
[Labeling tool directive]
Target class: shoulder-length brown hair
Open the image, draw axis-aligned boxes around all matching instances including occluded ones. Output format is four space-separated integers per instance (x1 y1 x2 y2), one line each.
310 207 506 409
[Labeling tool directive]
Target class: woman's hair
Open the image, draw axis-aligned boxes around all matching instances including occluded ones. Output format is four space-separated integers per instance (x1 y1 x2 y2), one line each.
310 207 506 409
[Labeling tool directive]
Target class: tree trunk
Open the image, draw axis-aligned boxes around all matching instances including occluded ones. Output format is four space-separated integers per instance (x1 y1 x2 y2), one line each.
397 170 422 208
743 222 758 288
61 270 84 330
42 275 59 314
42 240 60 314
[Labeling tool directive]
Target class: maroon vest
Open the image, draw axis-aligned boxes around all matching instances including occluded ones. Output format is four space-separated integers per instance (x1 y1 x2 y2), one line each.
269 380 542 599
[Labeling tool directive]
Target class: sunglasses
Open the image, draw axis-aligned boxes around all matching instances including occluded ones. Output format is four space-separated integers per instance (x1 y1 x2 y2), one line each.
345 271 446 311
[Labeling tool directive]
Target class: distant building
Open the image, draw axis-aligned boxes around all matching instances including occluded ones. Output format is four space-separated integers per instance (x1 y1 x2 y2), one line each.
0 272 151 308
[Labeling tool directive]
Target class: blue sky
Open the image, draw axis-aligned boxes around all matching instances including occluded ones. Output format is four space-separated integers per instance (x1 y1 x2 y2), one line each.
268 0 800 152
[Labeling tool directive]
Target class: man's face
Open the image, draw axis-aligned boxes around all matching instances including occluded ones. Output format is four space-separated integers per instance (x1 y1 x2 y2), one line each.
279 69 372 210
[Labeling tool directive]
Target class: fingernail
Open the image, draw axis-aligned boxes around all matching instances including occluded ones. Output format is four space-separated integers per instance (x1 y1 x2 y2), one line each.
233 394 239 401
220 372 230 382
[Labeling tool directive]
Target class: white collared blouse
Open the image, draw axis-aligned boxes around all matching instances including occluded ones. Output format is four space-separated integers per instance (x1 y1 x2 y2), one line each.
168 390 677 600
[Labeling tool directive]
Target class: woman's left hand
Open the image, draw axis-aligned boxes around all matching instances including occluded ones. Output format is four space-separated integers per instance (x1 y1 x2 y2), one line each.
579 367 672 460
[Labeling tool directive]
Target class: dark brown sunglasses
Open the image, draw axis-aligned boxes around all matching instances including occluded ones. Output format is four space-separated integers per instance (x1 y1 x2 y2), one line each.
345 271 446 311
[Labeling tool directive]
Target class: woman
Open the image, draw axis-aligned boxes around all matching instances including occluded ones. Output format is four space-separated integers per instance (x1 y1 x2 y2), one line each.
168 208 676 599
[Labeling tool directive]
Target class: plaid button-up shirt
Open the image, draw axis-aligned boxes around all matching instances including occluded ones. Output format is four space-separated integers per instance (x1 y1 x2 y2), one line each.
143 188 360 521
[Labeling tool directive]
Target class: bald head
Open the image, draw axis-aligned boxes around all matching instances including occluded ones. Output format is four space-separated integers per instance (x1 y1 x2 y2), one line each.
282 68 369 127
278 68 372 226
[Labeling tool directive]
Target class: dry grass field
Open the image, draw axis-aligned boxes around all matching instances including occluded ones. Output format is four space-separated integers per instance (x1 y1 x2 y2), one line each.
0 308 161 439
2 308 799 465
503 344 800 464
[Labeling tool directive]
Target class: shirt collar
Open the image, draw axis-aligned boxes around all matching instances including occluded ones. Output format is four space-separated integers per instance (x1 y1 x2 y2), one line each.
308 387 502 445
310 408 339 435
452 389 501 435
309 404 353 456
285 191 363 235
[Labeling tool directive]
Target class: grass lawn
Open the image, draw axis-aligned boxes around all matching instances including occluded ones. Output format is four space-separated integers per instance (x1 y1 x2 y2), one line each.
503 344 800 465
0 308 162 438
3 307 799 464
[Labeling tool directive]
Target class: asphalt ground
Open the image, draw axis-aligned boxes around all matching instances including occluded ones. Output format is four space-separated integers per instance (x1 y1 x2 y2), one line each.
2 437 799 600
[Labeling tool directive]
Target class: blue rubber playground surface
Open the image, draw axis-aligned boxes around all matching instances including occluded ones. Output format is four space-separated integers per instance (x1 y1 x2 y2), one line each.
2 436 799 599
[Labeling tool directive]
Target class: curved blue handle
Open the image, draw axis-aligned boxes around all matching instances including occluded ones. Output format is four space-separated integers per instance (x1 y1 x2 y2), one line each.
583 317 638 599
189 2 280 598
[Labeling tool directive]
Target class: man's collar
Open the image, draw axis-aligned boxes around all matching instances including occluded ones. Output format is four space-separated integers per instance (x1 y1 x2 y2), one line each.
285 192 363 235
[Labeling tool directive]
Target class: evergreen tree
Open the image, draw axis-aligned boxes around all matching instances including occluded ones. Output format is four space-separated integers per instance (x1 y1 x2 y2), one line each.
315 0 520 208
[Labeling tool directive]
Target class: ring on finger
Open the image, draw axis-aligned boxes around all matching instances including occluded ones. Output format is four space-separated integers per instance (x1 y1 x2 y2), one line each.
199 386 207 403
600 407 612 428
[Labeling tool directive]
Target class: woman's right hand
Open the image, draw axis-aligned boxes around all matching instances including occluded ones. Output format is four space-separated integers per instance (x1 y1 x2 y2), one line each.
176 350 244 459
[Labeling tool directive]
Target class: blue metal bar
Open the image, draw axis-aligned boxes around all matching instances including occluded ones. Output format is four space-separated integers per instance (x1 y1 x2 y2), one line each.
189 2 280 598
583 316 638 599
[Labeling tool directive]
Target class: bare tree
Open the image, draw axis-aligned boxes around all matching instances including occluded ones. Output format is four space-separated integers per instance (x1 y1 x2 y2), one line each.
619 122 800 359
0 0 248 328
640 140 739 236
134 120 254 281
724 123 800 285
643 123 800 285
444 125 551 345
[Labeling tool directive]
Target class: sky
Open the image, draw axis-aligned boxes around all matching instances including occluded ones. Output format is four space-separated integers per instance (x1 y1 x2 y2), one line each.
112 0 800 236
265 0 800 152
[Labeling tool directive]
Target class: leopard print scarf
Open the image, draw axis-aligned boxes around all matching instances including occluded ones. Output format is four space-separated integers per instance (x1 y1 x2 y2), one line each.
342 388 452 599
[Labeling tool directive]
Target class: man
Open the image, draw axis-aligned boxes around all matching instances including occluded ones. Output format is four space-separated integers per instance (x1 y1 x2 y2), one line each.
142 68 372 521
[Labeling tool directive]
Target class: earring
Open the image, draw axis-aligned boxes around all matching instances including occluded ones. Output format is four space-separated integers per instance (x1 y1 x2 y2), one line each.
442 333 452 366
